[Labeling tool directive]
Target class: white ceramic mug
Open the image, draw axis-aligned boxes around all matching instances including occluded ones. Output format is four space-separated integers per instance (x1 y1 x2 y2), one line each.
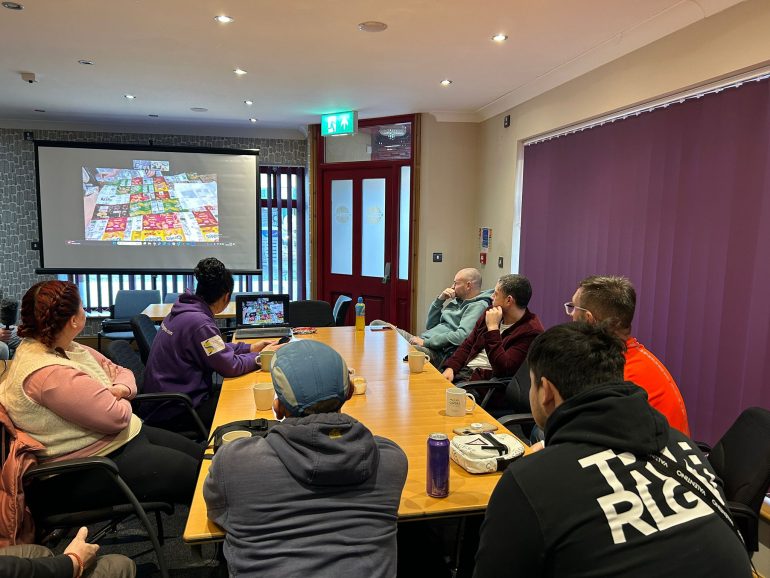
260 349 275 372
253 382 275 411
446 387 476 417
408 350 430 373
221 430 251 444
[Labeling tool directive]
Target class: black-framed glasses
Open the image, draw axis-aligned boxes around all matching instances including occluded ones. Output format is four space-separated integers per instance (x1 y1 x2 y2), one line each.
564 302 590 316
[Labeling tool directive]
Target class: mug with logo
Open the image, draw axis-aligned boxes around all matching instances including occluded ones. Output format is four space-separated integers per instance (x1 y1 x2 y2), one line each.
408 350 430 373
446 387 476 417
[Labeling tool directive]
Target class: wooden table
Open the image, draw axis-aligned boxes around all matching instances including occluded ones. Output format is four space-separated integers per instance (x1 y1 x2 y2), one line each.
141 302 235 321
183 326 529 544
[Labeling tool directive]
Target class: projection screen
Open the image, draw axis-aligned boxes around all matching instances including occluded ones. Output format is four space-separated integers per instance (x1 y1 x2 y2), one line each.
34 142 260 273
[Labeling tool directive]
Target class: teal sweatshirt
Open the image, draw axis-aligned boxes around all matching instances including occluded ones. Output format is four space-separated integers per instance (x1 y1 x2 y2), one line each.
421 289 493 353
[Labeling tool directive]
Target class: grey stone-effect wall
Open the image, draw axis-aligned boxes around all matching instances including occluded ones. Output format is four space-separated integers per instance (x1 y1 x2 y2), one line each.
0 128 307 303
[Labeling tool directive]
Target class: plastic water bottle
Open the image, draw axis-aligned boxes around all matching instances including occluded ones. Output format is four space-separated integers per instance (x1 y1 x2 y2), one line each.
355 297 366 331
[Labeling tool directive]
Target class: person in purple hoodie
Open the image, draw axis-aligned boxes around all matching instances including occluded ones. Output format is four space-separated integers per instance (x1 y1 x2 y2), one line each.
143 258 275 430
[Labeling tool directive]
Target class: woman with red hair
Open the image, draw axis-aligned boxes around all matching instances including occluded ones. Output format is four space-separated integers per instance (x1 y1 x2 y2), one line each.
0 280 201 512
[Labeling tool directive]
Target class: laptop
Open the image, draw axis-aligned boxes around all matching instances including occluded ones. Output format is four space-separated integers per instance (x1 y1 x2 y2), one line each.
233 293 292 339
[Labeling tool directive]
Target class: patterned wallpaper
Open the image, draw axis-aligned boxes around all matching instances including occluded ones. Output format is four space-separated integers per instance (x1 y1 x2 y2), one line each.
0 128 307 307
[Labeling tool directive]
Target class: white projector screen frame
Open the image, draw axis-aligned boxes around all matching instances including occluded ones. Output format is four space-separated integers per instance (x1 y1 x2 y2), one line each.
34 141 260 274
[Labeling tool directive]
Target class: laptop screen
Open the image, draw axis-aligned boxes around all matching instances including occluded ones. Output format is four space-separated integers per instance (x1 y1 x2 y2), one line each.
236 294 289 327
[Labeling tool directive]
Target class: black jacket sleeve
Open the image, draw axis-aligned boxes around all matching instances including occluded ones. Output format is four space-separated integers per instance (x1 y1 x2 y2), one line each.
473 469 545 578
0 554 74 578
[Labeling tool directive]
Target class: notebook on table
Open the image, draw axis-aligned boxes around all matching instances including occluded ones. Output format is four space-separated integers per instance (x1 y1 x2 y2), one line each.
234 293 292 339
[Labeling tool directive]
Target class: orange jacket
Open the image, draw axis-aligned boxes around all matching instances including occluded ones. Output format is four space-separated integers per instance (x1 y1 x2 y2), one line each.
625 338 690 436
0 403 44 546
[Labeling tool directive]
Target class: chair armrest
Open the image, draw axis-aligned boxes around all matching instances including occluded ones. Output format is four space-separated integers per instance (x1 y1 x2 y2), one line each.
728 501 758 521
134 392 196 407
694 440 712 454
497 413 535 428
25 456 120 479
728 502 759 551
132 393 208 440
456 379 509 408
101 318 132 333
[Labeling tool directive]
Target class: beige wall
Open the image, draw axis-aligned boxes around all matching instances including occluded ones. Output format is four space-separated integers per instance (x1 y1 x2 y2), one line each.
477 0 770 275
415 114 482 331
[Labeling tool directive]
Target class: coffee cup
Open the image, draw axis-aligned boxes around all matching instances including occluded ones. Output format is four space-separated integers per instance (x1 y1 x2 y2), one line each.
446 387 476 417
221 430 251 444
260 349 275 372
408 350 430 373
351 375 367 395
253 382 275 411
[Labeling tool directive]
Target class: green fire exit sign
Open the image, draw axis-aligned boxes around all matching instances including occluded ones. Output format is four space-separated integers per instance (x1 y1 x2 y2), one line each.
321 111 358 136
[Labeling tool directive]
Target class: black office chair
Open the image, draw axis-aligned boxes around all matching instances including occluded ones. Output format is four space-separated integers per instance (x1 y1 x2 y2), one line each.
163 292 181 304
700 407 770 553
130 313 158 364
98 289 160 352
332 295 353 326
106 341 207 441
457 361 536 441
0 406 172 578
457 360 531 416
288 300 336 327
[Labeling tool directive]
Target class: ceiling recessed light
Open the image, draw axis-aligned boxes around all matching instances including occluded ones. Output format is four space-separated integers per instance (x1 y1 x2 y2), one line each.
33 109 45 113
2 2 23 10
440 79 453 87
148 114 159 118
190 107 208 112
244 100 253 106
214 15 234 23
492 33 508 42
124 94 136 100
249 118 258 123
358 21 387 33
233 68 247 76
78 59 95 66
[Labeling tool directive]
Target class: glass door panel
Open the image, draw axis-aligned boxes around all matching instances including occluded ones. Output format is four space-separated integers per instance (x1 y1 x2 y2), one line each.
361 178 386 278
330 179 353 275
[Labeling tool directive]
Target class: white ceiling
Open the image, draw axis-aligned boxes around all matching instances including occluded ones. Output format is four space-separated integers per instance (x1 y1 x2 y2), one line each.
0 0 747 138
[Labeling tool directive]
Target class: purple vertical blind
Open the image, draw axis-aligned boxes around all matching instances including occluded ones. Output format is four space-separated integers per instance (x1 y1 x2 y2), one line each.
520 76 770 443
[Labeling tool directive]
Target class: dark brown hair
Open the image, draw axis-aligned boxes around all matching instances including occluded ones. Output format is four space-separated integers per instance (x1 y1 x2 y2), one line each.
578 275 636 331
17 280 81 348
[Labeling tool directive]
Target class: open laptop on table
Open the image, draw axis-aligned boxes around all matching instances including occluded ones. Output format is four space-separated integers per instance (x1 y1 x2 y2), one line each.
233 293 292 339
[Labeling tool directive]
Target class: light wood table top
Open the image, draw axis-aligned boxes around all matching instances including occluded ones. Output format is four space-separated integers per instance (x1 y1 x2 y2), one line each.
141 302 235 321
183 326 531 544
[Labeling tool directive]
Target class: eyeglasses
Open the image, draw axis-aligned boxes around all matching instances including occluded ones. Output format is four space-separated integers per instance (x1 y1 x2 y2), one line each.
564 302 590 316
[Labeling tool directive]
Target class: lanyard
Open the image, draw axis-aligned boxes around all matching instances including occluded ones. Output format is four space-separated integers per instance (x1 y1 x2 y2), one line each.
646 452 744 546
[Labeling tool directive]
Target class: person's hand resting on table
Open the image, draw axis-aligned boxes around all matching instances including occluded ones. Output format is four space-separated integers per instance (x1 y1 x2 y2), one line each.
250 339 288 354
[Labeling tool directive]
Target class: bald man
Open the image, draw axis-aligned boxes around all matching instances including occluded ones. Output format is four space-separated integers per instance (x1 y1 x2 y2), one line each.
372 268 492 365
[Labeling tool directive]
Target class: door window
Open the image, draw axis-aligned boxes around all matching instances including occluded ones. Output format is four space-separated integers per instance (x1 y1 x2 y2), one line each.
361 178 386 278
330 179 353 275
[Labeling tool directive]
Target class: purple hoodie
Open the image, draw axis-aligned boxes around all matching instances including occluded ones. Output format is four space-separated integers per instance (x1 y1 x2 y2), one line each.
143 292 258 418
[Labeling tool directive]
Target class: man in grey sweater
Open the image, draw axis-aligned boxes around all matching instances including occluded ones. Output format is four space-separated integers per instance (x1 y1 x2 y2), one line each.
203 340 408 578
373 268 491 365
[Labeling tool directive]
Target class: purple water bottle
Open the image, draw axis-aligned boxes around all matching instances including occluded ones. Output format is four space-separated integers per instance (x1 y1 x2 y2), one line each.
427 433 450 498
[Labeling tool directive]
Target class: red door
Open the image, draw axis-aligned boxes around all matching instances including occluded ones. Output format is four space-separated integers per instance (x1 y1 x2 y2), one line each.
319 165 407 325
